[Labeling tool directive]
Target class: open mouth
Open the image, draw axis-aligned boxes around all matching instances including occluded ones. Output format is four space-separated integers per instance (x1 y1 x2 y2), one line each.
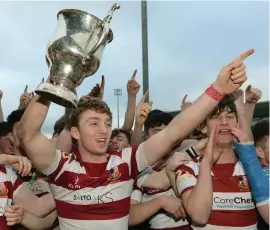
96 138 107 145
218 129 231 135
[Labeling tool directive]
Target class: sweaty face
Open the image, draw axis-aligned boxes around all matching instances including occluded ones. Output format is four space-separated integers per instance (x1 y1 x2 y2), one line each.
0 134 14 155
73 110 112 155
207 109 237 147
110 133 130 152
147 124 167 138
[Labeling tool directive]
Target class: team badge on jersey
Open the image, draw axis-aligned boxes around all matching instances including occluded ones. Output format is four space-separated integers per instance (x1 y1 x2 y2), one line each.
238 175 249 189
176 170 193 183
62 152 70 159
108 166 121 183
0 183 8 198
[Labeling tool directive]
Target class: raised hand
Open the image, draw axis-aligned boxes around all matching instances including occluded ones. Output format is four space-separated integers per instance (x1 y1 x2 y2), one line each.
4 205 24 226
0 90 3 100
135 91 153 126
19 85 34 109
213 49 254 95
202 125 223 167
127 70 140 95
88 75 105 100
181 94 192 111
245 85 262 104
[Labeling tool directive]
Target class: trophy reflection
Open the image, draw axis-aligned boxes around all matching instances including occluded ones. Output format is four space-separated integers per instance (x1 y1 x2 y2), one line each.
35 3 120 108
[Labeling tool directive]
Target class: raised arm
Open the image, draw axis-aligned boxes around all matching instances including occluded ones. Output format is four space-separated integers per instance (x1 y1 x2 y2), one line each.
142 49 254 166
16 95 56 172
122 70 140 132
0 90 4 122
245 85 262 124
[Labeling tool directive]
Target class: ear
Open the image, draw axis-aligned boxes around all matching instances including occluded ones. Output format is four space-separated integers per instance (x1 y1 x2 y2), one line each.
70 127 80 140
255 147 265 159
200 124 207 135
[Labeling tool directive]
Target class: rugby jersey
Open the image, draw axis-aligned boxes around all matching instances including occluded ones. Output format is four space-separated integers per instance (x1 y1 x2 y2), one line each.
42 146 148 230
176 158 257 230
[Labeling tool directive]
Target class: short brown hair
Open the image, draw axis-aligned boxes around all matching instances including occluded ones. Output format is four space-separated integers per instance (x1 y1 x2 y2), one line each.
208 95 237 119
111 128 131 144
70 96 112 128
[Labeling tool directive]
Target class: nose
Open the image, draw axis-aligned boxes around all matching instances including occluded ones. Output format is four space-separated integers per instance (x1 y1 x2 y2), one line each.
99 124 108 134
220 114 229 125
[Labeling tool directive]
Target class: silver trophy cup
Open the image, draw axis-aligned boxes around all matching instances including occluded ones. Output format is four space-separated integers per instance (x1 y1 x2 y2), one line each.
35 3 120 108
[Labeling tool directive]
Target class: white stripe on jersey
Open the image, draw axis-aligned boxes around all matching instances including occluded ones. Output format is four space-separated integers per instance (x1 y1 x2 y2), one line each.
192 223 257 230
51 180 133 205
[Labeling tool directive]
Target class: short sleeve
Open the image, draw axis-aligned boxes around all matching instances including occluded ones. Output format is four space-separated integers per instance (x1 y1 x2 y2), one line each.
121 145 149 179
41 149 72 182
175 162 197 197
131 181 143 203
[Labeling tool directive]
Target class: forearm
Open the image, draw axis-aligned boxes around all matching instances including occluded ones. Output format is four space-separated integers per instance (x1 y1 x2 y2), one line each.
129 198 161 226
0 100 4 122
166 171 179 197
184 161 212 225
245 103 255 124
122 95 136 132
0 154 10 165
17 95 50 141
141 170 170 190
131 124 143 146
257 205 269 224
234 142 269 204
21 210 57 230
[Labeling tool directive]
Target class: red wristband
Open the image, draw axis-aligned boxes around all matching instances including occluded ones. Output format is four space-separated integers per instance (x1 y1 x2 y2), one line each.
205 85 224 102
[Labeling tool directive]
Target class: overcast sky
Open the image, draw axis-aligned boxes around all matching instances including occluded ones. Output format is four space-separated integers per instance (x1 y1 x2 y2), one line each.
0 1 268 136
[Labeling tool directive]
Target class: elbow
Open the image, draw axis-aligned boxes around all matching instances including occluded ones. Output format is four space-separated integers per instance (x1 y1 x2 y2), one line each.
190 215 209 226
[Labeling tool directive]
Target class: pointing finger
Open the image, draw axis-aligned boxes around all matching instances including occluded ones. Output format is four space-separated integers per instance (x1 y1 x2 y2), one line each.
235 49 254 62
131 70 137 79
182 94 188 105
24 85 28 93
140 91 149 103
245 84 252 93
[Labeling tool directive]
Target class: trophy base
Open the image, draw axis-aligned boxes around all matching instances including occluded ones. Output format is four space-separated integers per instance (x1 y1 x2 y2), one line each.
35 83 78 108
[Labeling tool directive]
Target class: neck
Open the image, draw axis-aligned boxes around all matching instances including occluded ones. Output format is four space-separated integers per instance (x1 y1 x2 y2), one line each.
216 145 236 164
78 145 107 163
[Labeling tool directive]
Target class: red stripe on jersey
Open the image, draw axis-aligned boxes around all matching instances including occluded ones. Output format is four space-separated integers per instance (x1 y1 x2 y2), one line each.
0 216 9 230
180 186 194 197
52 162 130 190
175 165 195 177
1 181 14 200
55 196 130 220
209 209 257 226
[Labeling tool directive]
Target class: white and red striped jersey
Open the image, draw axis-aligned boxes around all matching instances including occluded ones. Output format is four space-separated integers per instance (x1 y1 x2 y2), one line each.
131 182 191 230
0 165 21 230
176 158 258 230
42 146 148 230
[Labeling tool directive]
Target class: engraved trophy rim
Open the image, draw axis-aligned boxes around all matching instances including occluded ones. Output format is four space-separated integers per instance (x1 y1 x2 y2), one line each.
57 9 114 43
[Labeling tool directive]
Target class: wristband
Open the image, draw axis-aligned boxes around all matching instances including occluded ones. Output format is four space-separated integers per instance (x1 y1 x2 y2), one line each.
205 84 224 102
186 146 199 159
234 142 269 205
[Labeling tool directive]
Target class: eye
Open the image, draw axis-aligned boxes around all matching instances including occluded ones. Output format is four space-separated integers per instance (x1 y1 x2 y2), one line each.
106 123 112 127
91 122 98 126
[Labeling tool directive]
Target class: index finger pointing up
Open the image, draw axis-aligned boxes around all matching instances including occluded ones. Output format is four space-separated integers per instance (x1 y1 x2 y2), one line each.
131 70 137 79
140 90 149 103
24 85 28 93
182 94 188 104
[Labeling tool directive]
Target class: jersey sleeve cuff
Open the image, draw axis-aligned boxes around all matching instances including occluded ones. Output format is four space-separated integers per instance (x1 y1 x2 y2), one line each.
41 149 61 176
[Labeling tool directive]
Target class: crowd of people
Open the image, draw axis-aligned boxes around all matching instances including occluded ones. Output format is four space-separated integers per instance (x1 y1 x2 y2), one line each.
0 48 269 230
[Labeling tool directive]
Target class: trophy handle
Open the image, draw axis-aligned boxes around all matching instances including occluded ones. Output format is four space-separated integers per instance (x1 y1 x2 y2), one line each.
88 3 120 56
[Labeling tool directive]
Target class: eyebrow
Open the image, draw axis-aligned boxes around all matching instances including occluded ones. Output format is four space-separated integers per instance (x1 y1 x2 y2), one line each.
85 117 112 124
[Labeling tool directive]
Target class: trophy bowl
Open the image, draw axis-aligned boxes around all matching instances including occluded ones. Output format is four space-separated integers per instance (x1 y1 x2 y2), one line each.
35 4 120 108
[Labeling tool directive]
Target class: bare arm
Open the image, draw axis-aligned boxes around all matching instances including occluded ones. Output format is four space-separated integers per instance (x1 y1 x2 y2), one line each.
140 170 170 190
180 161 213 225
0 91 4 122
122 94 136 132
21 210 57 230
17 95 56 172
13 184 55 217
129 199 162 226
54 108 73 152
141 48 253 167
131 124 143 146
